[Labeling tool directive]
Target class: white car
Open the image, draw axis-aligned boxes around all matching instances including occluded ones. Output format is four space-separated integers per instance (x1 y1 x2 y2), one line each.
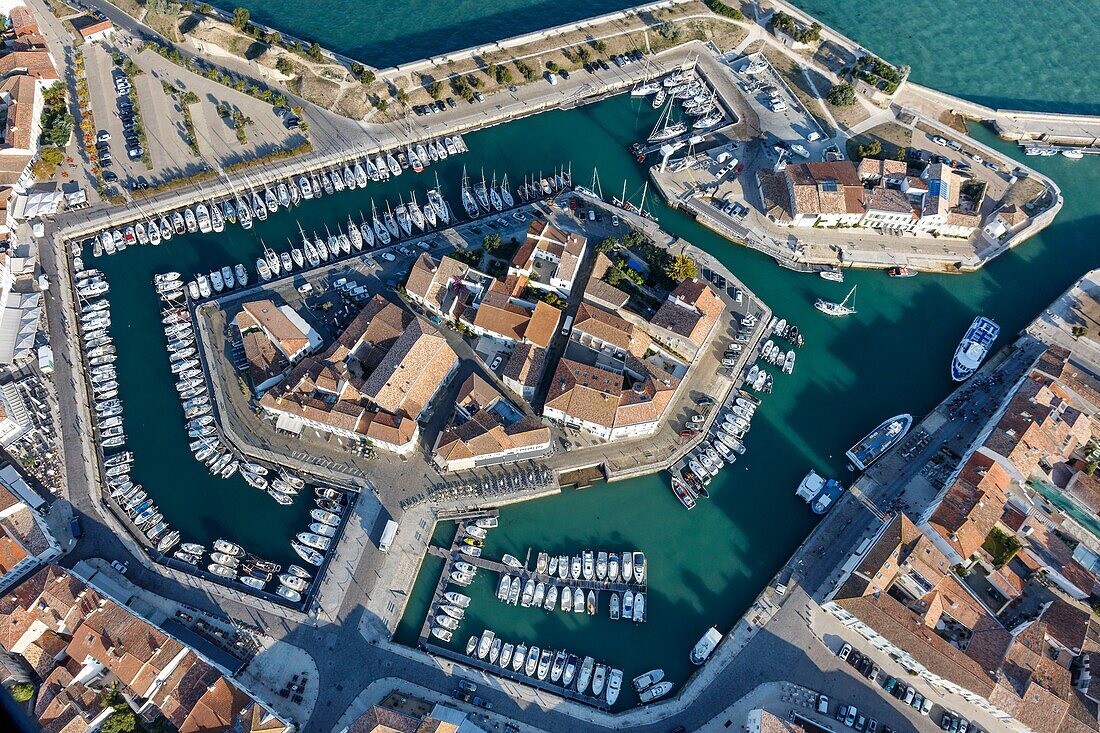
612 215 620 227
110 560 128 574
931 135 948 146
380 252 396 262
490 355 503 370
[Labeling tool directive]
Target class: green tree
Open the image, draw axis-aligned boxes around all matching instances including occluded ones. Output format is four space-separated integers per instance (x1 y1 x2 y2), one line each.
657 21 680 41
375 97 388 113
263 30 282 45
308 42 323 61
100 709 138 733
395 87 409 105
575 46 590 63
426 81 443 99
604 265 625 286
482 233 503 253
546 61 560 74
275 56 294 76
231 7 249 31
665 254 698 281
596 237 618 254
101 684 125 709
592 39 607 53
857 140 882 159
9 681 34 703
198 3 212 13
1073 325 1088 339
493 65 512 85
826 82 857 107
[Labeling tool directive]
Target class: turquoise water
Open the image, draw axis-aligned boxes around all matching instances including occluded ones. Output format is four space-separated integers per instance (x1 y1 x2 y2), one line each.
91 0 1100 704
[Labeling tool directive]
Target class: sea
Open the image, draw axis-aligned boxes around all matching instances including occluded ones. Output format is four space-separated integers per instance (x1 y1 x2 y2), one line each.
94 0 1100 707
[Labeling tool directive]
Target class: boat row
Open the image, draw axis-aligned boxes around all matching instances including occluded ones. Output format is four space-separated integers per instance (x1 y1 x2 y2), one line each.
505 549 647 585
636 70 725 136
465 629 626 705
90 138 469 257
186 264 249 300
460 166 570 218
77 286 127 450
757 338 796 374
496 572 647 622
194 537 310 601
427 590 472 642
290 490 348 569
673 394 755 509
106 468 180 554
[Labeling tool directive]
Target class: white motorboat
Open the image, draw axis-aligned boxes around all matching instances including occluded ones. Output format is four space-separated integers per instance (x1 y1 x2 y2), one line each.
690 626 722 665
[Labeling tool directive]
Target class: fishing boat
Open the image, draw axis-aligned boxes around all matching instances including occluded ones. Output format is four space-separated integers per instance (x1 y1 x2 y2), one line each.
815 285 856 316
610 592 620 620
670 477 696 509
639 680 672 703
632 592 645 622
208 563 237 579
951 316 1000 381
690 626 722 665
846 414 913 471
819 267 844 282
234 264 248 287
256 258 271 282
887 266 916 278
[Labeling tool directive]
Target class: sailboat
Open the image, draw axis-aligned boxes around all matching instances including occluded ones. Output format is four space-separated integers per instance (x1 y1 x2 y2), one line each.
394 195 413 237
384 202 400 239
489 172 503 211
371 201 391 245
814 285 857 317
359 213 375 248
461 167 480 218
475 170 491 212
408 192 427 231
647 98 687 143
500 174 514 208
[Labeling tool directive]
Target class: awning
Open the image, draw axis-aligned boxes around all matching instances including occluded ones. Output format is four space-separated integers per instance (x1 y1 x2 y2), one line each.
275 413 303 435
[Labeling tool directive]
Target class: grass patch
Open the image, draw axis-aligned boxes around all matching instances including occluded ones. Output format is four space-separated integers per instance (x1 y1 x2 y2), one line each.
845 122 912 161
982 527 1021 569
223 139 312 172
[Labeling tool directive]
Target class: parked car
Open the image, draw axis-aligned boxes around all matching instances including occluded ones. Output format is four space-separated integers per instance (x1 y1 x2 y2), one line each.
470 696 492 710
96 130 111 142
110 560 127 574
490 355 503 371
844 707 857 728
911 692 923 710
816 695 829 715
457 680 477 693
920 697 933 716
380 252 396 262
903 686 916 705
882 676 897 694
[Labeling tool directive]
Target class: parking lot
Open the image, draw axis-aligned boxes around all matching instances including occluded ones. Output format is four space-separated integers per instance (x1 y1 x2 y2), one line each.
82 32 309 193
831 639 986 733
731 52 827 153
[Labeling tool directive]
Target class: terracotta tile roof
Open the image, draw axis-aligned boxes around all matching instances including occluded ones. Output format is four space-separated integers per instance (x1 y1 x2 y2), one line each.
0 51 57 80
10 34 46 51
337 294 411 368
996 204 1029 227
525 300 560 349
241 330 288 389
573 302 650 356
472 299 530 342
2 504 49 554
0 531 27 572
436 375 549 464
650 278 723 348
856 157 908 181
928 452 1012 559
360 319 457 419
0 68 37 150
74 19 113 42
863 186 915 215
239 300 312 359
9 7 39 37
544 356 677 430
756 170 794 221
502 343 545 388
346 706 421 733
583 276 630 310
786 161 865 217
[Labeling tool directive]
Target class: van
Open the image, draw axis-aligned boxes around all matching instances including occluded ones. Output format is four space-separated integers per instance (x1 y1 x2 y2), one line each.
587 210 596 222
816 694 829 715
561 315 575 336
379 519 398 552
